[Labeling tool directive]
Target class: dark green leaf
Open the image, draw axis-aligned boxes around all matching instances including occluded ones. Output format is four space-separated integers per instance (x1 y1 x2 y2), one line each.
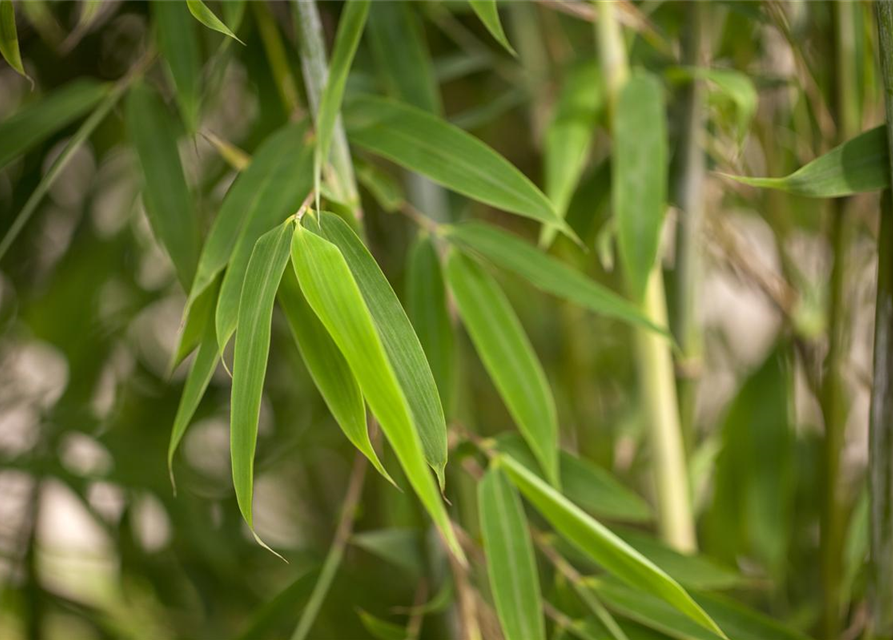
154 0 201 133
469 0 516 55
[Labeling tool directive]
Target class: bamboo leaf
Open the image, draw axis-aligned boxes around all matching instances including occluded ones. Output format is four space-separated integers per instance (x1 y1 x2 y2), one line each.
278 266 393 484
310 212 449 487
0 78 108 169
499 455 725 637
154 0 201 133
445 250 559 487
211 122 313 354
406 233 455 415
230 220 293 534
357 610 407 640
290 221 464 563
443 222 667 337
343 95 576 239
0 0 30 81
126 81 199 290
351 528 424 578
186 0 243 44
613 72 667 302
724 125 888 197
468 0 516 56
356 159 405 212
479 466 546 640
314 0 370 206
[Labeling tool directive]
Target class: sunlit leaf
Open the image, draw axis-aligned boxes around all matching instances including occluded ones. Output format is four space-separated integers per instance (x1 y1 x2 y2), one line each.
725 125 888 197
0 0 29 80
443 222 666 337
446 250 559 487
231 220 293 534
479 466 545 640
290 220 464 563
0 79 108 169
499 454 724 637
343 95 576 239
311 211 448 486
154 0 201 133
278 266 393 484
186 0 243 44
126 81 199 289
469 0 516 56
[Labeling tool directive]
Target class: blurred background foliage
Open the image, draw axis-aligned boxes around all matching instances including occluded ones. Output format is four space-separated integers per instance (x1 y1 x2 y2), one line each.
0 1 885 639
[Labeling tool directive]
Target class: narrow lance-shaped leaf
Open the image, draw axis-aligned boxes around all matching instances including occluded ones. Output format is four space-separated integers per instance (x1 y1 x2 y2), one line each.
498 454 725 637
126 81 199 289
186 0 243 44
406 233 455 414
154 0 201 133
314 0 370 208
0 0 30 81
468 0 516 56
443 222 668 337
479 466 545 640
290 221 465 563
230 221 293 539
311 212 448 486
343 94 577 240
613 72 667 302
724 125 888 197
278 266 393 485
445 250 559 487
0 79 108 169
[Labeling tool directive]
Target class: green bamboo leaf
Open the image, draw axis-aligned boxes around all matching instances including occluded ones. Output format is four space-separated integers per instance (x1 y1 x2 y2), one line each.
468 0 516 56
126 81 199 290
314 0 370 206
154 0 201 133
290 221 464 563
445 250 559 487
357 610 407 640
443 222 667 337
670 67 756 141
356 159 405 212
278 266 393 485
0 0 30 81
351 528 424 578
0 79 108 169
172 276 219 372
725 125 888 197
613 72 667 302
310 212 448 487
230 220 293 538
495 433 652 523
221 0 246 32
186 0 243 44
479 466 545 640
212 122 313 354
406 233 454 415
541 62 602 247
498 455 725 638
343 95 576 240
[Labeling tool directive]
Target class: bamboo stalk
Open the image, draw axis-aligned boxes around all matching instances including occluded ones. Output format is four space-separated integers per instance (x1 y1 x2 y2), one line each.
870 3 893 636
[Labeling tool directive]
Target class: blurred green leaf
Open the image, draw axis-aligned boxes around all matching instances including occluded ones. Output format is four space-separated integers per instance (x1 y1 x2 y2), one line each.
446 250 559 487
154 0 201 133
358 610 407 640
351 528 424 578
356 159 406 212
186 0 243 44
469 0 516 55
480 465 546 640
0 0 29 80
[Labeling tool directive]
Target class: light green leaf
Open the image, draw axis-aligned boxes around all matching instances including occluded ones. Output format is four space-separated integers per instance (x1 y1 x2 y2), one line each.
211 122 313 354
479 466 545 640
469 0 516 56
443 222 667 337
406 233 455 415
343 95 576 239
613 72 667 302
278 265 393 485
290 221 464 563
495 433 652 523
541 62 601 246
0 0 29 80
357 610 407 640
725 125 888 197
186 0 243 44
314 0 370 206
126 81 199 289
154 0 201 133
351 528 424 578
0 79 108 169
499 454 724 638
230 221 293 533
445 250 559 487
310 212 448 487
